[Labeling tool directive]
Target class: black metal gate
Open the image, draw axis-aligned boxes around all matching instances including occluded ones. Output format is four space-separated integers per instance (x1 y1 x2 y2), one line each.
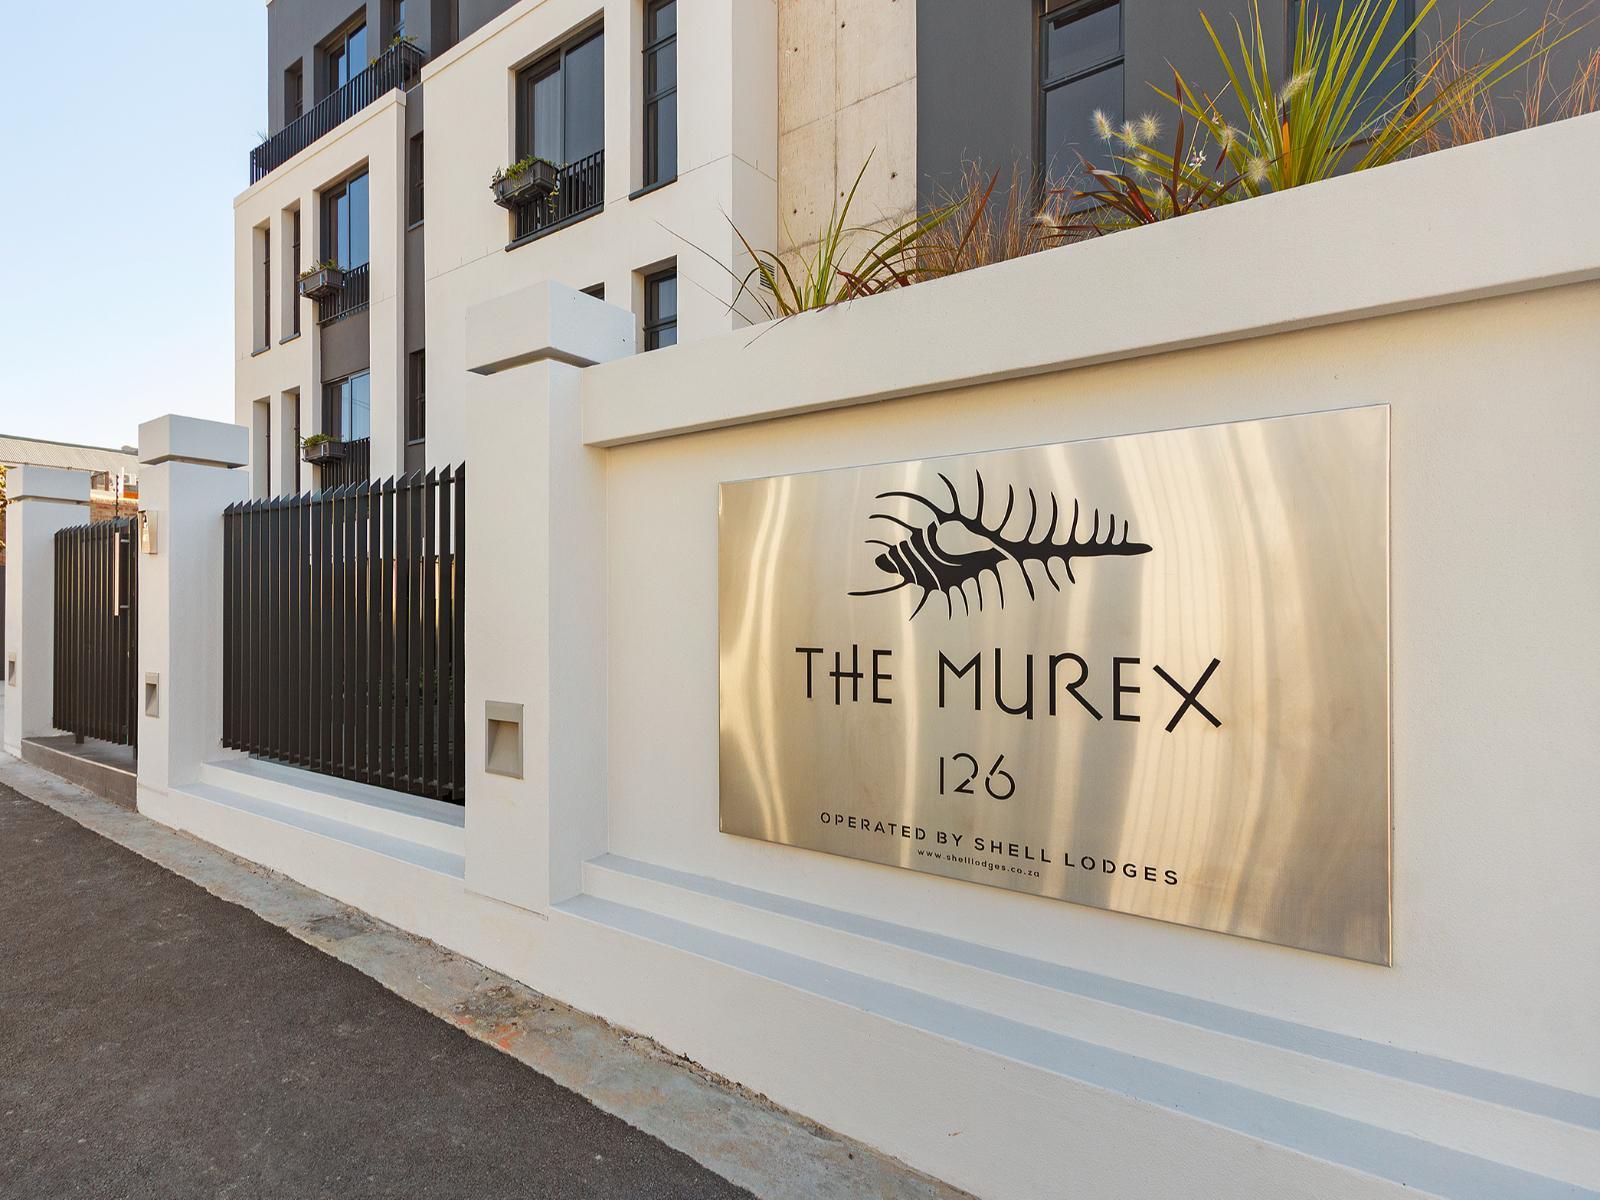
222 467 466 804
53 517 139 747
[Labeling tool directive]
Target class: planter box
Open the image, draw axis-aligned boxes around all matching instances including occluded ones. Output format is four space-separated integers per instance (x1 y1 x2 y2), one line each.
492 161 560 209
301 438 345 465
297 267 344 301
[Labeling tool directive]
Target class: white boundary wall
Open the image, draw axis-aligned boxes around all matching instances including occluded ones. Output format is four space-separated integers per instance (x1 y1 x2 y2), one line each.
145 114 1600 1200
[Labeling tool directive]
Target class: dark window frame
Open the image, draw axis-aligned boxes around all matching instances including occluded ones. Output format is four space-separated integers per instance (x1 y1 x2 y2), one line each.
284 60 304 125
259 226 272 351
322 12 369 97
1036 0 1124 183
388 0 408 42
439 0 460 52
322 370 373 442
292 390 303 492
406 349 426 445
642 0 677 189
289 208 302 337
515 21 605 166
321 169 371 268
408 132 425 226
643 266 677 351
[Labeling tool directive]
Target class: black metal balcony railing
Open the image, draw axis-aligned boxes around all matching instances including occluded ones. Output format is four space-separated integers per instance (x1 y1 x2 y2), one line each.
512 150 605 241
318 261 370 325
315 436 371 491
251 41 426 183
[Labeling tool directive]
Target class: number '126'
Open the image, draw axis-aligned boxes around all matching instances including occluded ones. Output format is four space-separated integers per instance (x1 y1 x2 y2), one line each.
938 754 1015 800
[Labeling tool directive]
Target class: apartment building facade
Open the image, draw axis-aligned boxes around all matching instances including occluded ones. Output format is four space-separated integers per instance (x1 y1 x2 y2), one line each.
235 0 1591 497
235 0 790 498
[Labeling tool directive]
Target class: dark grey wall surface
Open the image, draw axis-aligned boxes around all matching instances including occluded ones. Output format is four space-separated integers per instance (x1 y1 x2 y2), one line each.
267 1 378 135
917 0 1597 207
321 311 371 382
916 0 1036 204
264 0 522 135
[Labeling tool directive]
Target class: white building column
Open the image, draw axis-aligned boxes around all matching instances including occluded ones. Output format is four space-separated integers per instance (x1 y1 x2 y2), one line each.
135 416 249 805
462 281 633 912
3 466 92 757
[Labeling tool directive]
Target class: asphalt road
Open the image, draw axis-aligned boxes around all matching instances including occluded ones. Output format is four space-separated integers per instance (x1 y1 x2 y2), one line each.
0 783 753 1200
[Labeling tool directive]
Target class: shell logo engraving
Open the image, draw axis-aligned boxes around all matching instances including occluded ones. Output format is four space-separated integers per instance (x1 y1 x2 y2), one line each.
849 471 1152 619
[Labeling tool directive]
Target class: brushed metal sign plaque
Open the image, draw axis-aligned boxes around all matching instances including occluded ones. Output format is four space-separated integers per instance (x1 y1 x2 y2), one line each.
718 406 1391 964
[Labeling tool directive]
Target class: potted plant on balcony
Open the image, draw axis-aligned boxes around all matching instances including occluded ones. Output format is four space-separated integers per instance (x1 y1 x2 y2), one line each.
301 433 345 464
490 156 560 209
297 260 344 301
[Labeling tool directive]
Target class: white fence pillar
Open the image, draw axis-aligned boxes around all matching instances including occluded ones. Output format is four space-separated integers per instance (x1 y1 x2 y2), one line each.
462 281 633 912
3 466 92 757
135 416 249 804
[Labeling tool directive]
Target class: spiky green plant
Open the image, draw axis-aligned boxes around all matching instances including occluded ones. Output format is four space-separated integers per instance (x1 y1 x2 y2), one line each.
731 156 958 319
1162 0 1563 195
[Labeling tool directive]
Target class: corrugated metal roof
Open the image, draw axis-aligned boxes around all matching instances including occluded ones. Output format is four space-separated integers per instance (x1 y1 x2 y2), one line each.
0 435 139 477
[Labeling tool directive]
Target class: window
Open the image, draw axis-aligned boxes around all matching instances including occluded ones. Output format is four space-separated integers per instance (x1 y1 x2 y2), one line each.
643 0 677 187
292 391 303 492
437 0 459 52
511 26 605 240
285 61 304 124
407 350 426 443
322 171 370 268
323 371 372 441
325 18 368 93
388 0 407 41
517 27 605 168
257 226 272 350
408 133 425 225
1039 0 1123 183
1288 0 1413 129
290 208 302 336
643 267 677 350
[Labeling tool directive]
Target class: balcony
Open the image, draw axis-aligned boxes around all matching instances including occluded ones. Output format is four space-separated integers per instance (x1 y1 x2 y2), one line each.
317 262 369 326
250 41 426 183
314 437 370 491
510 151 605 244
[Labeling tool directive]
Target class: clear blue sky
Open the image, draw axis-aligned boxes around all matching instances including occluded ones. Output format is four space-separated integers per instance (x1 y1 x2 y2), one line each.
0 2 265 450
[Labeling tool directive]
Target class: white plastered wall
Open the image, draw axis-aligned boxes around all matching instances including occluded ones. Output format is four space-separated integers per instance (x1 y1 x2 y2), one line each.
179 114 1600 1200
595 285 1600 1093
233 91 409 489
417 0 779 469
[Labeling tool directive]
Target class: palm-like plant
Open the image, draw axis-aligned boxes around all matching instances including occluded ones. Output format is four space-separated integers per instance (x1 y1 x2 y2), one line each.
1164 0 1561 196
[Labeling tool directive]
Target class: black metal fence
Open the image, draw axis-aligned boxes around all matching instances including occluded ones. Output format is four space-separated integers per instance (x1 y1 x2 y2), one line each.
318 261 370 326
514 150 605 240
251 41 426 182
223 467 466 804
53 518 139 747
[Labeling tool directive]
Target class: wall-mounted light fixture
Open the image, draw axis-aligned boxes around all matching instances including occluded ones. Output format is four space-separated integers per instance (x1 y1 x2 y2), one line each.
485 701 524 779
